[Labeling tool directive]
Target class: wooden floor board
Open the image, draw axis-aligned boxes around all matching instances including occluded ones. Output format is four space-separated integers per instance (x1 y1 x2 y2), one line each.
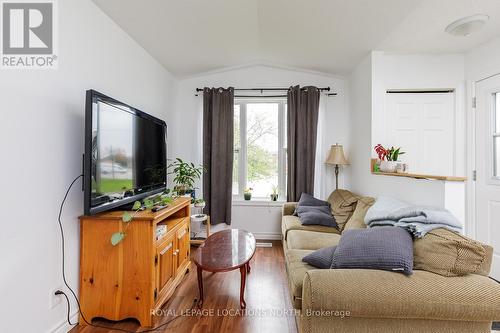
70 240 297 333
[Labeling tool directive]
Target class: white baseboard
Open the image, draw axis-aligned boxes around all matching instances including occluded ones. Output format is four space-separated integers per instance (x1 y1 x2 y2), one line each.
251 232 282 240
49 311 78 333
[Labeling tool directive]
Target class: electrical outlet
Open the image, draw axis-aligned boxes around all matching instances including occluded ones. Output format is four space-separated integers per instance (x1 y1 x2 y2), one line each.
50 287 63 309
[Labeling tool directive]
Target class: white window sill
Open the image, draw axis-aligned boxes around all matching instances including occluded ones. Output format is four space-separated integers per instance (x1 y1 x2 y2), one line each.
232 199 286 207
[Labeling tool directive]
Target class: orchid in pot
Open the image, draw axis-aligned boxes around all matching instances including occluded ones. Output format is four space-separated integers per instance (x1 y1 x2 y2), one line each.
374 144 405 173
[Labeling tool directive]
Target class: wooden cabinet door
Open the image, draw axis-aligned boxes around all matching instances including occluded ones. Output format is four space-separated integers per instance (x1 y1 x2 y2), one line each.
175 220 190 272
156 235 175 298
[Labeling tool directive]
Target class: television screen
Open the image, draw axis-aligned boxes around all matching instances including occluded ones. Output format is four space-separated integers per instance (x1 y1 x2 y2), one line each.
84 90 167 215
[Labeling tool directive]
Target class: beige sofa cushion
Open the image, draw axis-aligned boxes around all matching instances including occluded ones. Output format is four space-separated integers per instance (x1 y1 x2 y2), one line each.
302 268 500 322
282 215 340 240
414 228 492 277
286 230 341 250
327 189 360 231
285 249 314 309
343 196 375 231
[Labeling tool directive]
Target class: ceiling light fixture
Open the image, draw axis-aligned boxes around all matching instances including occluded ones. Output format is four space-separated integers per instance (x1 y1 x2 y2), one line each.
445 14 489 37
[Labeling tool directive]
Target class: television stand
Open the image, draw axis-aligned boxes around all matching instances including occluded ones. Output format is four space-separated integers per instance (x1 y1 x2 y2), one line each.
78 197 191 327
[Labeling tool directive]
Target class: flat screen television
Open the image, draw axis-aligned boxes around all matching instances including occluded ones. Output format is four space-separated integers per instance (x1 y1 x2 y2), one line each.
84 90 167 215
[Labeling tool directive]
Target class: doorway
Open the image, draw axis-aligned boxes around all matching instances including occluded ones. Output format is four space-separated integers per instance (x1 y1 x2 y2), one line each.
474 74 500 280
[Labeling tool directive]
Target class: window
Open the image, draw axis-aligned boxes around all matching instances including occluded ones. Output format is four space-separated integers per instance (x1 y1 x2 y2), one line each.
233 100 287 200
494 93 500 178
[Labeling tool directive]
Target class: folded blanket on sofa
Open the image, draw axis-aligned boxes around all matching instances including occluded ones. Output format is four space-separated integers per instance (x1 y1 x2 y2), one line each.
365 197 462 238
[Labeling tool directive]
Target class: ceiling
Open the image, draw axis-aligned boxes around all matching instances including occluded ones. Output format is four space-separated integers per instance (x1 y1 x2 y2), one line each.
93 0 500 77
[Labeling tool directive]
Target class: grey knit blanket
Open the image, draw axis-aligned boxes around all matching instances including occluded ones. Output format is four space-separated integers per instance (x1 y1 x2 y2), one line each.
364 197 462 238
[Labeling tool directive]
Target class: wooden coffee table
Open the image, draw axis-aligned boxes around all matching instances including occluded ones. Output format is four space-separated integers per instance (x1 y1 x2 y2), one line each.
193 229 256 309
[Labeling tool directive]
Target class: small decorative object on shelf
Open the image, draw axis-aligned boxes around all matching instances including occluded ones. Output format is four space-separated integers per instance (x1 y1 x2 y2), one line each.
374 144 406 173
244 188 253 201
194 198 206 208
270 185 279 201
156 225 168 241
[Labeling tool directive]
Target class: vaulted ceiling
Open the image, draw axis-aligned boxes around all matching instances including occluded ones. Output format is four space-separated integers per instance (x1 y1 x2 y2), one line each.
93 0 500 77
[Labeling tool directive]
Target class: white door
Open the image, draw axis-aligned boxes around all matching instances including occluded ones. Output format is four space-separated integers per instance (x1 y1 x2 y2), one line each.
386 93 455 176
475 75 500 280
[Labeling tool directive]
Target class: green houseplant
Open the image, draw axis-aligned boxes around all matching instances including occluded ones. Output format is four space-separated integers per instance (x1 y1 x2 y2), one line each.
270 185 278 201
111 190 174 246
244 188 253 201
168 158 204 195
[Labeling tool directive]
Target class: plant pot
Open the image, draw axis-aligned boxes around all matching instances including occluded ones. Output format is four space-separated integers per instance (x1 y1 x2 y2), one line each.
270 194 278 201
244 193 252 201
379 160 398 173
175 185 188 195
194 202 206 208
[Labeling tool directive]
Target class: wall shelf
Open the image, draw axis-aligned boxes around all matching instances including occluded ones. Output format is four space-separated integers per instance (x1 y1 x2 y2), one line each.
371 171 466 182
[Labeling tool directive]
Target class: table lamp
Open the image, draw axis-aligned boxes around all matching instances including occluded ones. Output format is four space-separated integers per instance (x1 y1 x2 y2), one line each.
326 144 349 189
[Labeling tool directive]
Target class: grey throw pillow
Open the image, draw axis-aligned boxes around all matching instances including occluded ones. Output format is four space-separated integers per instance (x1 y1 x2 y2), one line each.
302 246 337 269
294 193 330 216
296 205 338 228
331 227 413 275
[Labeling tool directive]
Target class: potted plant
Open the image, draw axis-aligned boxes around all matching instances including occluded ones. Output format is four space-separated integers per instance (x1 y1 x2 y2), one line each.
111 190 174 246
244 188 253 201
194 198 206 208
374 144 405 173
168 158 204 195
270 185 278 201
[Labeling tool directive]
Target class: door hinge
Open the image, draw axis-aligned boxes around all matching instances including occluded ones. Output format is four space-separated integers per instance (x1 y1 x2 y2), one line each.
154 288 158 301
472 97 476 108
154 254 158 266
473 170 477 181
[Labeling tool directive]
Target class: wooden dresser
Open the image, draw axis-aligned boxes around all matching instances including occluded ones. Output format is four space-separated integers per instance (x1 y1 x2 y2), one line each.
79 197 191 327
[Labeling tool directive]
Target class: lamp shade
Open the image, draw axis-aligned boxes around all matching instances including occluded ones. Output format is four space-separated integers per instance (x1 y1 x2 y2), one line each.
326 144 349 165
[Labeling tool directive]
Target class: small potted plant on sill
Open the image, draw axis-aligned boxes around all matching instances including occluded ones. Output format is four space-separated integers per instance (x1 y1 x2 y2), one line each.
374 144 405 173
194 198 206 208
244 188 253 201
270 185 279 201
168 158 205 195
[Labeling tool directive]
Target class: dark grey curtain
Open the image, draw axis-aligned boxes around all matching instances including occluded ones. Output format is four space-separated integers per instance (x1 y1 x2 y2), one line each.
203 87 234 225
286 86 320 202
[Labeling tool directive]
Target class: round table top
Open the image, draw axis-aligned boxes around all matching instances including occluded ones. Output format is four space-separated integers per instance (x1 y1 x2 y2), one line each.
193 229 256 272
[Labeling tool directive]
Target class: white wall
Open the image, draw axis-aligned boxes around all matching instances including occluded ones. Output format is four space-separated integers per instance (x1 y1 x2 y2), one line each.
465 36 500 81
349 52 452 207
171 65 350 238
0 1 177 332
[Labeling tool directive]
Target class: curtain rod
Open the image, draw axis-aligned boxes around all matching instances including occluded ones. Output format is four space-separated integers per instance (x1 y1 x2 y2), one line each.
195 93 337 98
196 87 330 92
230 93 338 98
194 87 337 97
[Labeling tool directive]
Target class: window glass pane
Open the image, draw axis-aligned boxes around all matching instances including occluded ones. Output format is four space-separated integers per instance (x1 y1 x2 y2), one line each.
495 137 500 178
233 105 240 195
246 103 279 197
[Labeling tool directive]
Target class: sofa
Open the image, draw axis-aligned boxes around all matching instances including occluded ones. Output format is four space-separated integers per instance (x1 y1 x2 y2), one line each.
282 190 500 333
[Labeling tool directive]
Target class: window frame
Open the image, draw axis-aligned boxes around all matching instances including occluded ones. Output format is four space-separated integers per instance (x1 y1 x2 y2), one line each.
233 98 287 200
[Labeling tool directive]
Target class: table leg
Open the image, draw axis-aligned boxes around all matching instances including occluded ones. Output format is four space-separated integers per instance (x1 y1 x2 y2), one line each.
246 261 251 274
239 265 247 309
197 266 204 308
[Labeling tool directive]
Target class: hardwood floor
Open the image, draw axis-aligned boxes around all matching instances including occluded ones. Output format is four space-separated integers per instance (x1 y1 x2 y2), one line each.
70 240 298 333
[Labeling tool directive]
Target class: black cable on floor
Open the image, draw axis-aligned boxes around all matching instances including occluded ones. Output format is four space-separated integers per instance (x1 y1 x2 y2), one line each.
56 174 197 332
